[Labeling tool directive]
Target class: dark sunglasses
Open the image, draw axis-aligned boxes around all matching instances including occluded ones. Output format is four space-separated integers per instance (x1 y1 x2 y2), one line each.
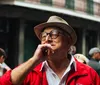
40 30 64 41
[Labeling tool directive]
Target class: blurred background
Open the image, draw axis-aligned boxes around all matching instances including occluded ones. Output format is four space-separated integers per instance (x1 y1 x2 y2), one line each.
0 0 99 69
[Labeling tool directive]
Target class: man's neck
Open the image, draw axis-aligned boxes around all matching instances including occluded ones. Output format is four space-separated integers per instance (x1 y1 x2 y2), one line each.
47 55 71 78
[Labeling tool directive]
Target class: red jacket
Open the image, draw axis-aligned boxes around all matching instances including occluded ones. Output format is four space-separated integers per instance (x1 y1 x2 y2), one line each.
0 60 100 85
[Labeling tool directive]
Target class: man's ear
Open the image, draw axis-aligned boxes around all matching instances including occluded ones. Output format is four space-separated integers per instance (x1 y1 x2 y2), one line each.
1 55 4 59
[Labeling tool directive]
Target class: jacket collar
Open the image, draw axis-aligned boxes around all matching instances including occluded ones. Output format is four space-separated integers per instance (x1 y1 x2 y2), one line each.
34 55 76 72
33 58 88 76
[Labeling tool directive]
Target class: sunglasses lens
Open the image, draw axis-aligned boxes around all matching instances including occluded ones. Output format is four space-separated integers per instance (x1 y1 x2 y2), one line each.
41 32 47 41
41 30 62 41
51 30 59 39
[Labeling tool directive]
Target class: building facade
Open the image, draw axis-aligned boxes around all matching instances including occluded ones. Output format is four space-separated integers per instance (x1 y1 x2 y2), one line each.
0 0 100 68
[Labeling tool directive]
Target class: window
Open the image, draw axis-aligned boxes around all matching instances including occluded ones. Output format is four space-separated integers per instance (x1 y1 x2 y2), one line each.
86 30 97 57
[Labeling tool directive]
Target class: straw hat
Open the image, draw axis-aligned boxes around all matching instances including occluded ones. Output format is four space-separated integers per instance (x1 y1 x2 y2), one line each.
74 54 89 64
34 15 77 45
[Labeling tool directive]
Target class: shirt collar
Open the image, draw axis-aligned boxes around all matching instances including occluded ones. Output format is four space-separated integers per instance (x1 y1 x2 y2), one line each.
40 55 77 72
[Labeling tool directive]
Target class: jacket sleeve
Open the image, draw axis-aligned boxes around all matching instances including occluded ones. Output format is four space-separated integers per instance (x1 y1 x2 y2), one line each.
90 68 100 85
0 70 13 85
94 72 100 85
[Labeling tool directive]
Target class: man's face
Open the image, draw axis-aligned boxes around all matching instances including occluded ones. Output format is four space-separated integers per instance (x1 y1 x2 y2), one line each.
0 56 5 64
94 52 100 60
40 27 71 53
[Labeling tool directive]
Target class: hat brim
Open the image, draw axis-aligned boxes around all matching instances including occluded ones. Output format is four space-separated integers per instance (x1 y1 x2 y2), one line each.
34 22 77 45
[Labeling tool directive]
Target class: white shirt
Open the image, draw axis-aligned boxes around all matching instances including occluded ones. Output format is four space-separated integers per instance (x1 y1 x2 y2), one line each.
0 64 3 77
1 62 11 70
41 56 76 85
0 62 11 77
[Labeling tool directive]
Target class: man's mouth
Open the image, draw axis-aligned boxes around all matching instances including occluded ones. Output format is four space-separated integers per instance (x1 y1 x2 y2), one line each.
50 43 55 46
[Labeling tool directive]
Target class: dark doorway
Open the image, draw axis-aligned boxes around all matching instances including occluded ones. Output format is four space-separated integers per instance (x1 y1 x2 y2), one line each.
0 17 19 69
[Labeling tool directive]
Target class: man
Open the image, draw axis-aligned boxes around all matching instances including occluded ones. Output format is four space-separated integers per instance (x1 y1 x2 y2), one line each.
0 48 10 76
88 47 100 75
0 16 99 85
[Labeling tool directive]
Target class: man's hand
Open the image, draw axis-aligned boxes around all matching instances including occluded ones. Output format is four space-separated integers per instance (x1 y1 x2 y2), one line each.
33 44 54 63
